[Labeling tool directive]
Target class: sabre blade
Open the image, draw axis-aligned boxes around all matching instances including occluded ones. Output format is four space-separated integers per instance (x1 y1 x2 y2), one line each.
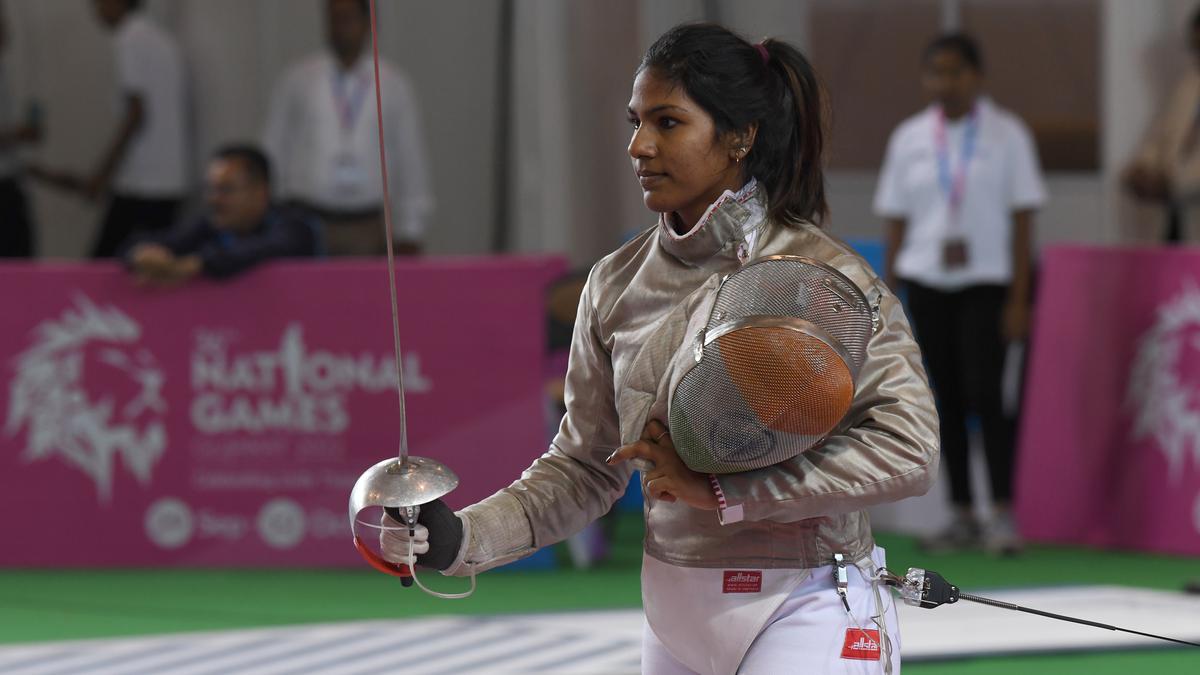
368 0 410 464
956 592 1200 649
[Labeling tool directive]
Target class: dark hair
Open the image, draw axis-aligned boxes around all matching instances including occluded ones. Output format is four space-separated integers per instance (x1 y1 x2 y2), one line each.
214 144 272 186
922 33 984 72
639 23 829 226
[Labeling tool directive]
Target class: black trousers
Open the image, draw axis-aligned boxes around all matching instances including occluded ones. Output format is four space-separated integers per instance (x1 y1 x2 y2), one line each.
905 281 1015 507
92 194 181 259
0 178 34 258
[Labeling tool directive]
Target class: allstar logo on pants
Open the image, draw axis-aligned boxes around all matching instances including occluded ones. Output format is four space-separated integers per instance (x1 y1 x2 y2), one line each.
721 570 762 593
840 628 881 660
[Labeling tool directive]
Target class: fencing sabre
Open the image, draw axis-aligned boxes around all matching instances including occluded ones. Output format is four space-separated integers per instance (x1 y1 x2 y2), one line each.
346 0 474 599
876 566 1200 648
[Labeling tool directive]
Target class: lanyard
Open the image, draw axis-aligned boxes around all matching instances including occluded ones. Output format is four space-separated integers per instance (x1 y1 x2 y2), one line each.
332 67 372 135
934 104 979 216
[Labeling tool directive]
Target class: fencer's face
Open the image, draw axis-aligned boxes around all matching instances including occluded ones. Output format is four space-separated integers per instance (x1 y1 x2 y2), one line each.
328 0 369 60
206 159 269 233
921 49 981 115
627 68 747 230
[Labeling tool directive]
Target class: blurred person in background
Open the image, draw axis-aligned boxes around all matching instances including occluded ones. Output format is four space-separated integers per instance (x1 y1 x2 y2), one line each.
1125 3 1200 597
0 1 41 258
875 33 1046 556
1123 5 1200 243
33 0 188 258
263 0 431 256
123 145 320 285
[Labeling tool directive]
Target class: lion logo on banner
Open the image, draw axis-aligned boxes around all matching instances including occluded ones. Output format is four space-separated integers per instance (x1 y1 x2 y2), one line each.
1127 281 1200 538
4 296 167 502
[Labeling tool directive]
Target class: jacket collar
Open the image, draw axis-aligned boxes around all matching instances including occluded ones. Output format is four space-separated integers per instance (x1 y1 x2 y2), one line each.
657 179 766 266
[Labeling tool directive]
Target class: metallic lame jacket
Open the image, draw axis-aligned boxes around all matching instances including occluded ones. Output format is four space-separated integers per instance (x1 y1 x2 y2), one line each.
445 183 939 575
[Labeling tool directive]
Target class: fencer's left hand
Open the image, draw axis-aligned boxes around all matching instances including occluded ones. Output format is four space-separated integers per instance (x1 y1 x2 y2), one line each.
607 420 718 510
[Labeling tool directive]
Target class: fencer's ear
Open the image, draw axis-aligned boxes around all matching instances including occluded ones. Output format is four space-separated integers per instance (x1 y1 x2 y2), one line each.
727 123 759 161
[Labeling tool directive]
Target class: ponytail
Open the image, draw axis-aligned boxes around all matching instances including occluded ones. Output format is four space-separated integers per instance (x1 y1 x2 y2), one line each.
755 39 829 225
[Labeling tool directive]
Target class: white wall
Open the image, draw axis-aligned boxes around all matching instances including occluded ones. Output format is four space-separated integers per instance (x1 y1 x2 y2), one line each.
6 0 500 259
4 0 1193 265
509 0 645 264
1103 0 1195 243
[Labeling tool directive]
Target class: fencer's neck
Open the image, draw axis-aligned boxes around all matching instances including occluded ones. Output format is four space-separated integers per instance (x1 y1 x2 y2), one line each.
658 178 766 267
667 212 691 236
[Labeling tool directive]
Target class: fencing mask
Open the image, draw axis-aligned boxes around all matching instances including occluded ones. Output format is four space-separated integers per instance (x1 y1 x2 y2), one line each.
667 255 876 474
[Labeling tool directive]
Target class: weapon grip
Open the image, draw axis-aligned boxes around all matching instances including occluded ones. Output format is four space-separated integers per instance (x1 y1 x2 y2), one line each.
384 506 416 587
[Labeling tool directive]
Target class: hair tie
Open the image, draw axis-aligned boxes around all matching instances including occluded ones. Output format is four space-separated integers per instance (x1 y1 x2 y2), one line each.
755 43 770 66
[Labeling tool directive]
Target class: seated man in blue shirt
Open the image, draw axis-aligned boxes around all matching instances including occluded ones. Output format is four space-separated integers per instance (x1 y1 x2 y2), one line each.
125 144 321 284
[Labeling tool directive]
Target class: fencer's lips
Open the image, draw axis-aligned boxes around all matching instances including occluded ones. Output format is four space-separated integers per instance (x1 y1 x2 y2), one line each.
637 170 666 188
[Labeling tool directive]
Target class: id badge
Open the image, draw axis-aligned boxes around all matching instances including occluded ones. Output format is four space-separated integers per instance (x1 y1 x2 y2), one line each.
942 238 969 270
332 153 367 196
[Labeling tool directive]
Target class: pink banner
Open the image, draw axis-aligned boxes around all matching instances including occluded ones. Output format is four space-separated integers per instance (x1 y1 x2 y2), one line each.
1017 245 1200 556
0 257 566 566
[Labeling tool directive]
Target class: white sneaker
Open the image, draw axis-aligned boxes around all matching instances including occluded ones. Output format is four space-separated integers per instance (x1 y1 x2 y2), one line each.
984 511 1024 556
918 514 982 553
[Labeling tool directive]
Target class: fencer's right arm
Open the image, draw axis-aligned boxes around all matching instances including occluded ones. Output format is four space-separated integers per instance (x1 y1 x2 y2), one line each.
441 271 633 576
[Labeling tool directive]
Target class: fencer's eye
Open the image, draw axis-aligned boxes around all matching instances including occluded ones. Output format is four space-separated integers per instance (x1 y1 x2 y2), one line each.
658 117 679 130
627 115 641 130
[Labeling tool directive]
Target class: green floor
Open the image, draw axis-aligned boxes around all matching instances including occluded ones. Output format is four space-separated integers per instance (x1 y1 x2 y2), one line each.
2 513 1198 673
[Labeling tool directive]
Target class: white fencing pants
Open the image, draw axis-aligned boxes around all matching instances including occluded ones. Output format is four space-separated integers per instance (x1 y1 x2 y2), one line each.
642 547 900 674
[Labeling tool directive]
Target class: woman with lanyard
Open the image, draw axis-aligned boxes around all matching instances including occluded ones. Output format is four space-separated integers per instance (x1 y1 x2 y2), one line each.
874 33 1046 556
382 23 938 674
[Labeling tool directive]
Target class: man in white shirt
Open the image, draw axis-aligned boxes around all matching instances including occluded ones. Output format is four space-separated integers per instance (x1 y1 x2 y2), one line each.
263 0 432 256
874 33 1046 556
0 2 40 257
34 0 188 258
